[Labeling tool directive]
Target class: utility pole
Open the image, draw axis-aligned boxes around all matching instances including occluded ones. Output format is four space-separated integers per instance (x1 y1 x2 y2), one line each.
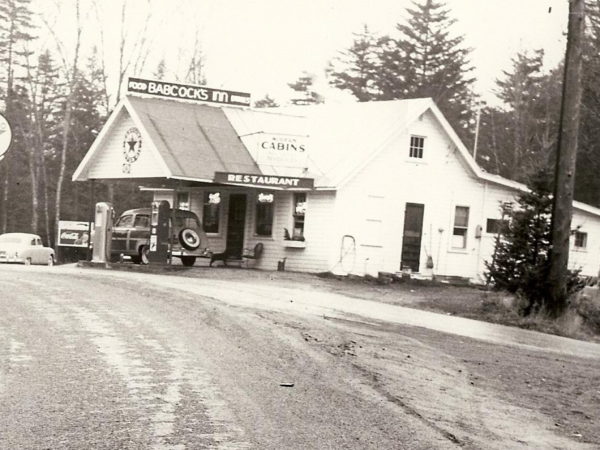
547 0 585 316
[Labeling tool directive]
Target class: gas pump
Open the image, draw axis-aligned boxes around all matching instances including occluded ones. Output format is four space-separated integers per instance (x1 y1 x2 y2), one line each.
149 200 170 264
92 202 114 263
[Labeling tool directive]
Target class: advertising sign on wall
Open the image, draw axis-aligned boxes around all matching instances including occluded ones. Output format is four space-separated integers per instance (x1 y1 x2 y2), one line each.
214 172 314 189
255 133 308 167
58 221 93 247
127 77 251 106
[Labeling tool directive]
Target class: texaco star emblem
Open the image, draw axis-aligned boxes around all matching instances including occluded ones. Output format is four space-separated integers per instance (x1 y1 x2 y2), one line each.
123 127 142 164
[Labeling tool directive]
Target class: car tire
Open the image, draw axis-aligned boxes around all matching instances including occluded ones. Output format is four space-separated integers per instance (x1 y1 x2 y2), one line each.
47 255 54 266
25 257 32 266
139 245 150 265
179 228 201 251
181 256 196 267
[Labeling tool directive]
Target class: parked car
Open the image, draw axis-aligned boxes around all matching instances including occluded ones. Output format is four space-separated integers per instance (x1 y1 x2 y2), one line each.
111 208 208 266
0 233 55 265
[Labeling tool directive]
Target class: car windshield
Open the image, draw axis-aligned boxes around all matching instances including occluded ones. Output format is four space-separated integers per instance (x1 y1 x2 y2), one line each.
0 235 22 244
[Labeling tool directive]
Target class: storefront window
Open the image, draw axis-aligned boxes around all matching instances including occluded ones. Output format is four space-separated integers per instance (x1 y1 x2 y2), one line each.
292 193 306 240
176 192 189 210
256 192 274 236
203 192 221 233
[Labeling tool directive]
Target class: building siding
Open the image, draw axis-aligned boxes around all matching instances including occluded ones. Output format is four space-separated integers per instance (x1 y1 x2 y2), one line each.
125 104 600 280
87 110 167 179
332 110 600 280
152 188 335 273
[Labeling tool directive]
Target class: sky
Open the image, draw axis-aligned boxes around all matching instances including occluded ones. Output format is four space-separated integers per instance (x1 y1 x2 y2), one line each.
35 0 570 107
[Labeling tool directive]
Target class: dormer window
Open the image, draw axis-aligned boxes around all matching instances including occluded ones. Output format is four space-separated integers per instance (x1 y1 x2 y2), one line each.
409 136 425 159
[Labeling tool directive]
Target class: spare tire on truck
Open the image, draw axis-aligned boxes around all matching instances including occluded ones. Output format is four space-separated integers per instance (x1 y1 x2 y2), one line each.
179 228 201 251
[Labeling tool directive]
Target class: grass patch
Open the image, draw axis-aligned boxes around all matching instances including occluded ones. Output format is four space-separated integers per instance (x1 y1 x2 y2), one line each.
318 272 600 343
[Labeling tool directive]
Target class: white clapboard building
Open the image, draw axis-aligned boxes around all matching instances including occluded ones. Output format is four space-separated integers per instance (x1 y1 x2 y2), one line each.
73 81 600 282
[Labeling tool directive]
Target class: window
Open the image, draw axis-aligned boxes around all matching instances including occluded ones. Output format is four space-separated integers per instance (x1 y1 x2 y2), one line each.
177 192 189 210
133 214 150 228
574 231 587 249
115 214 134 228
452 206 469 249
256 192 274 236
486 218 508 234
173 214 201 229
409 135 425 159
202 192 221 233
291 193 306 240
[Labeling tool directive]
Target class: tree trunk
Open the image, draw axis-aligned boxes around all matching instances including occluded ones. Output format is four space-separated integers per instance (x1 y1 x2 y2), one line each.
42 157 51 246
54 0 82 248
27 143 39 233
1 161 9 233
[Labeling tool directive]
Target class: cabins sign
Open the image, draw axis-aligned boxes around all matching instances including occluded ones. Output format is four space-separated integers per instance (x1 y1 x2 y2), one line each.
127 77 251 106
214 172 314 189
255 134 308 167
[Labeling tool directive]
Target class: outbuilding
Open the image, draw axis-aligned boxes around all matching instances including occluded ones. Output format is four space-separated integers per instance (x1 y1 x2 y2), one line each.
73 81 600 281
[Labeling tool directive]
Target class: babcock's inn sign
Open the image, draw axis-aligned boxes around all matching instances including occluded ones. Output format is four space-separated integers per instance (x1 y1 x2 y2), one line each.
127 77 251 106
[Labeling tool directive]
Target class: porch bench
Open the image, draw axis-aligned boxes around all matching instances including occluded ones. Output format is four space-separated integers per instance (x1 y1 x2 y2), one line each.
209 243 264 268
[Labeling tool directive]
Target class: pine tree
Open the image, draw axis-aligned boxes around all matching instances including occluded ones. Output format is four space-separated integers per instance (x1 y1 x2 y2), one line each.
254 94 279 108
574 1 600 207
327 25 380 101
288 72 324 105
0 0 35 233
21 50 61 238
377 0 475 142
478 50 561 182
485 170 582 315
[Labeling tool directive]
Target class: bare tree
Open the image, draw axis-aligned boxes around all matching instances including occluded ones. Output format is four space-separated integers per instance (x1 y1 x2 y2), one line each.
184 31 207 85
115 0 154 105
43 0 82 246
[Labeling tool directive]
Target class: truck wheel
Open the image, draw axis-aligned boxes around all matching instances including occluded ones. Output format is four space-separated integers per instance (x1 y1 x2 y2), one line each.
24 257 32 266
47 255 54 266
180 256 196 267
179 229 201 251
139 245 150 265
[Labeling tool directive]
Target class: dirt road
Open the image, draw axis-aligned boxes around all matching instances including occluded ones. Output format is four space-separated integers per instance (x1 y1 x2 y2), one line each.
0 264 598 449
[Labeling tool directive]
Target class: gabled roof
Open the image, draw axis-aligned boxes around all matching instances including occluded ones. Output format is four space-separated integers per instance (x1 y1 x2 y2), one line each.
274 98 440 188
71 94 600 218
73 95 259 182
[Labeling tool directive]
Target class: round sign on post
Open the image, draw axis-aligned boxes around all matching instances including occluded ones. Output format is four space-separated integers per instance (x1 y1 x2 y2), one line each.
0 113 12 161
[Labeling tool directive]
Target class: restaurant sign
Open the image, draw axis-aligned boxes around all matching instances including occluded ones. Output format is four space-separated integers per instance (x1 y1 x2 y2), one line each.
127 77 251 106
214 172 314 189
58 221 93 247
